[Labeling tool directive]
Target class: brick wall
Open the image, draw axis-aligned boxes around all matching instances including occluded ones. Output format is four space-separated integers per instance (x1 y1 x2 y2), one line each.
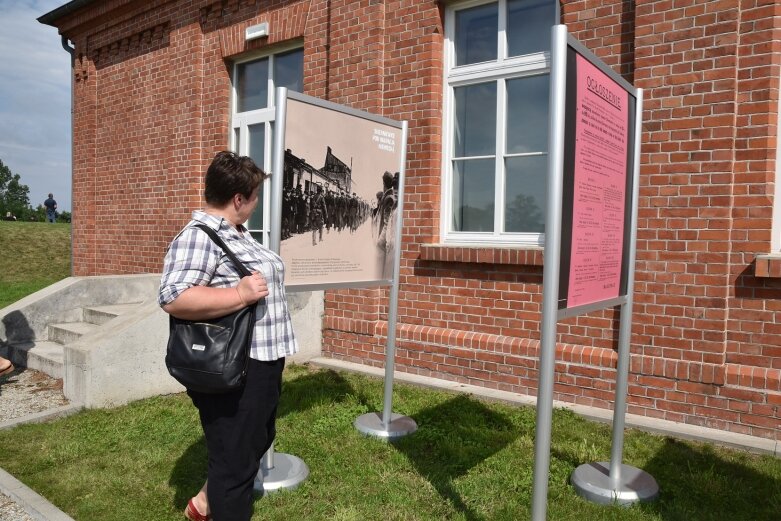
50 0 780 440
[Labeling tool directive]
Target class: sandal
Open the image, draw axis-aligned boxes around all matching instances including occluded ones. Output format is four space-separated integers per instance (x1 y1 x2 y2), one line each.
0 360 14 377
184 498 211 521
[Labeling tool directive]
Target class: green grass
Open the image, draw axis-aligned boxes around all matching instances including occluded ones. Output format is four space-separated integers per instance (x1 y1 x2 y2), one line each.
0 220 779 520
0 221 71 308
0 365 779 520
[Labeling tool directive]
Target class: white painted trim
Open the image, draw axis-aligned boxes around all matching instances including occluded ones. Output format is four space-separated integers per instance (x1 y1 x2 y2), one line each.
230 46 304 244
441 0 557 246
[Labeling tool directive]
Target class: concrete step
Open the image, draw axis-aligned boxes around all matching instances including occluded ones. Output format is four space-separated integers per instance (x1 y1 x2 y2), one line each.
47 321 99 345
83 303 142 325
9 341 64 379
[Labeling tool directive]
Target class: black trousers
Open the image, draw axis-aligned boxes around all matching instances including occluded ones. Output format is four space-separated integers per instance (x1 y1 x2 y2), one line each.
188 357 285 521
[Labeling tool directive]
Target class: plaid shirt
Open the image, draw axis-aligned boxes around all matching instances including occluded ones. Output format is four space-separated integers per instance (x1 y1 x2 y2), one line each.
159 211 298 361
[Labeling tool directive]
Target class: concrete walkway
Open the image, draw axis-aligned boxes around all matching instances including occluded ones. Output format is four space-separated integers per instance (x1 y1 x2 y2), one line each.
0 468 75 521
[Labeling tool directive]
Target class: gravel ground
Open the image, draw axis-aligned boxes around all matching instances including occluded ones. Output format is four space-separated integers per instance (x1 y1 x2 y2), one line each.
0 367 69 423
0 366 69 521
0 492 34 521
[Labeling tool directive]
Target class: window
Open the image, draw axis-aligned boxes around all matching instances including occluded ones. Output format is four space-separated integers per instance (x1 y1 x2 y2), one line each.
231 46 304 244
443 0 558 245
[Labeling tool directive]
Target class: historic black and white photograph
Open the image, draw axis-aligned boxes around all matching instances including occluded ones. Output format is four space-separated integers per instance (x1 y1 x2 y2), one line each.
279 96 405 288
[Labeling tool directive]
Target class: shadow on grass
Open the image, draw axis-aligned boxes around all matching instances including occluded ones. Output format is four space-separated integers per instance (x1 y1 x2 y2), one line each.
277 368 355 420
392 394 518 521
640 437 781 521
168 368 355 509
555 435 781 521
168 436 209 511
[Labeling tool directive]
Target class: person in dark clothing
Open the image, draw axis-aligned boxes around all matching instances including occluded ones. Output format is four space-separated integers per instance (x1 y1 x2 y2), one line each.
310 184 328 245
44 193 57 223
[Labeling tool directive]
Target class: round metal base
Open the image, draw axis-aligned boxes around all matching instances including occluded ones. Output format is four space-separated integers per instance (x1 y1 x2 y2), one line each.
354 412 417 439
253 453 309 495
571 462 659 505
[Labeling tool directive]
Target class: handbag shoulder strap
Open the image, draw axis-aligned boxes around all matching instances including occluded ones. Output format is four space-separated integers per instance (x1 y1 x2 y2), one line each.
193 223 253 278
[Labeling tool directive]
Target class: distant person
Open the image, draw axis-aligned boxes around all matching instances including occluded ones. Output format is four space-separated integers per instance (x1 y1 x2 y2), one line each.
0 355 13 377
44 193 57 223
4 212 16 221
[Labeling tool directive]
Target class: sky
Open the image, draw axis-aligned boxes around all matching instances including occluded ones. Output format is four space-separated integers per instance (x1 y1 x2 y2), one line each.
0 0 72 212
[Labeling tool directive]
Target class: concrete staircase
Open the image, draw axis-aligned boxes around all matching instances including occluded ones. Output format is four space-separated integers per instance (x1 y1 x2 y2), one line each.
0 274 323 408
0 275 182 407
14 303 143 380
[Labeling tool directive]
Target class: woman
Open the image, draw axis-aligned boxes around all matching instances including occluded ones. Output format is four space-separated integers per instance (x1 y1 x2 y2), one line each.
159 151 298 521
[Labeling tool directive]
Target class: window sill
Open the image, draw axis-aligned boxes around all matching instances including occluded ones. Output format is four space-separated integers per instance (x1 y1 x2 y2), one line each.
419 244 544 266
754 254 781 278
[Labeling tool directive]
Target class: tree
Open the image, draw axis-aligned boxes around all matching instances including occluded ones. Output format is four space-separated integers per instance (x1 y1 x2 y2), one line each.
0 159 33 220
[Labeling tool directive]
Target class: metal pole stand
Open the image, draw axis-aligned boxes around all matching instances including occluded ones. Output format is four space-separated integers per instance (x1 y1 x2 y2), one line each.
354 411 417 440
353 120 416 442
253 443 309 494
571 462 658 505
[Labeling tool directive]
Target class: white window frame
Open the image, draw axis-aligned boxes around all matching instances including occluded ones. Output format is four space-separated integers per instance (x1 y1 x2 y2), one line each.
441 0 559 246
230 42 303 245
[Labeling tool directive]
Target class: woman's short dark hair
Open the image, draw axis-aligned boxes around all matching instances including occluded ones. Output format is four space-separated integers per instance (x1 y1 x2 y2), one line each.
204 151 267 206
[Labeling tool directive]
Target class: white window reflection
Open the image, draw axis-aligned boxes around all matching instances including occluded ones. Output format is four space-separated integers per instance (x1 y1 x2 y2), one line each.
505 155 546 233
453 159 495 232
274 49 304 93
506 75 550 154
455 3 498 66
237 59 268 112
507 0 557 57
454 83 497 158
232 46 304 244
444 0 557 243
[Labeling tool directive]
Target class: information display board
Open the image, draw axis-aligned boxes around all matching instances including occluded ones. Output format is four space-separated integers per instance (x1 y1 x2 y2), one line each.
532 26 646 521
558 47 637 310
274 91 407 290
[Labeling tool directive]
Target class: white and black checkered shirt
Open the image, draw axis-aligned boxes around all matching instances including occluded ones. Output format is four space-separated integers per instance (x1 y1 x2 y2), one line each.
159 211 298 361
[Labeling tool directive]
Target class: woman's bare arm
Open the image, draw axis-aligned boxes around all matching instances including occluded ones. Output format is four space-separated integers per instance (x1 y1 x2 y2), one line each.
163 272 269 320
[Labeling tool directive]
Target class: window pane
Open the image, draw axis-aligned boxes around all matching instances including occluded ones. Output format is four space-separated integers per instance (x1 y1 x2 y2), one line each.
452 158 495 232
507 0 557 57
505 155 546 233
455 3 498 66
454 82 497 157
247 182 265 233
237 58 268 112
248 124 265 167
274 49 304 93
506 74 550 153
247 124 265 231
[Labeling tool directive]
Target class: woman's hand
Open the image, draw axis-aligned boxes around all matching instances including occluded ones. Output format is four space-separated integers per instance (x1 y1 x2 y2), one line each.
236 272 269 305
162 272 268 320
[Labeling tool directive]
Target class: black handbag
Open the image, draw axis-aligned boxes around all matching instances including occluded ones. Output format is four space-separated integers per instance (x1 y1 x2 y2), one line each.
165 224 257 394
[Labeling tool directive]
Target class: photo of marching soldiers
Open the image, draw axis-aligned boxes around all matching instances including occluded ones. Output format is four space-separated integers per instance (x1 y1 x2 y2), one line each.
281 146 400 279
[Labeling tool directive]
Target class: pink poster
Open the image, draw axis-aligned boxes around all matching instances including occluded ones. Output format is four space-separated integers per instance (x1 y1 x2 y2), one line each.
567 55 630 307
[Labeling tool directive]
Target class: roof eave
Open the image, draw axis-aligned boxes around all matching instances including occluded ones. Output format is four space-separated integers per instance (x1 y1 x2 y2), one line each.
37 0 98 27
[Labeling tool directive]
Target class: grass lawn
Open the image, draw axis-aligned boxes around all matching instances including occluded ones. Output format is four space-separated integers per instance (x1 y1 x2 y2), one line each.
0 221 71 309
0 364 779 521
0 220 779 520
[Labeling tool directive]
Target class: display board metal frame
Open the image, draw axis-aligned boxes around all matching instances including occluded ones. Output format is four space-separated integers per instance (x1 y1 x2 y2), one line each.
271 89 408 293
271 88 416 440
531 26 655 520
